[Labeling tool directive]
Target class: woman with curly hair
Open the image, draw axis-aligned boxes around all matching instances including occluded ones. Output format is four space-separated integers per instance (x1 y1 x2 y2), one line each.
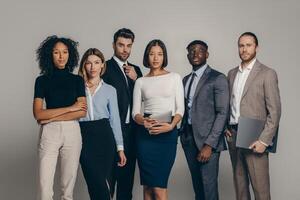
33 35 87 200
78 48 126 200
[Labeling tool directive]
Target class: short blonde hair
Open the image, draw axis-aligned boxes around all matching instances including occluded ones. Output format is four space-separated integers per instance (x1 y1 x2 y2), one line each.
78 48 106 82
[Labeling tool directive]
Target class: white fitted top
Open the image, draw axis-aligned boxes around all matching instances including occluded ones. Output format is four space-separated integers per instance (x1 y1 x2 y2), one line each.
132 72 185 118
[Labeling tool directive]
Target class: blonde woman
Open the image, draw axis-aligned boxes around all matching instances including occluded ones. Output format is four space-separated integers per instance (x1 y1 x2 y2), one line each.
78 48 126 200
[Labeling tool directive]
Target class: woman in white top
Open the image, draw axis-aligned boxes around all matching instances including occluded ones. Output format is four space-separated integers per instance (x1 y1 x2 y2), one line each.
132 39 184 200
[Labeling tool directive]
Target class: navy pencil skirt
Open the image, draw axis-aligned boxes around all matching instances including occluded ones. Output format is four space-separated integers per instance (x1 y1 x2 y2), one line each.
136 125 177 188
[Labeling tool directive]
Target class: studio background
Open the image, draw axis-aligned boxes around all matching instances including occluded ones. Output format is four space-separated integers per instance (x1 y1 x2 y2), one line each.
0 0 299 199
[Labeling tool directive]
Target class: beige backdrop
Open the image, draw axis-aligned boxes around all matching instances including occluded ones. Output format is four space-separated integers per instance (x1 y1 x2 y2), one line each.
0 0 299 199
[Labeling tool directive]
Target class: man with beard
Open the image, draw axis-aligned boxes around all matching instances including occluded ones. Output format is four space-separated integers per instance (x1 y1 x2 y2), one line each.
102 28 142 200
179 40 229 200
226 32 281 200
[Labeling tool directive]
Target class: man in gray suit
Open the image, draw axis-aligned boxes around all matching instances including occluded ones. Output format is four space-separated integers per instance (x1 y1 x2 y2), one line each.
226 32 281 200
180 40 229 200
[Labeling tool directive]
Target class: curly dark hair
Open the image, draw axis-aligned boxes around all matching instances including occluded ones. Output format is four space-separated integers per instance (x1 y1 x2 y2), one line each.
36 35 79 75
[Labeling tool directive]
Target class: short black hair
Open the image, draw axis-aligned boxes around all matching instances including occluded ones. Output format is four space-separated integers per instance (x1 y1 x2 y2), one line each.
113 28 135 43
143 39 168 68
36 35 79 75
186 40 208 51
238 32 258 46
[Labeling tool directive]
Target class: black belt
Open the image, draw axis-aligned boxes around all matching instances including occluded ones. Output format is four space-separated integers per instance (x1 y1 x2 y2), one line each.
123 123 131 129
228 124 238 130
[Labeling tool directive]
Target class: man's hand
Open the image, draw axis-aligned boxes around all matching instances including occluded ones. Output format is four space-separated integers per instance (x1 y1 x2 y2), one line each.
224 129 232 137
249 140 267 153
197 144 212 163
123 64 138 81
225 129 233 142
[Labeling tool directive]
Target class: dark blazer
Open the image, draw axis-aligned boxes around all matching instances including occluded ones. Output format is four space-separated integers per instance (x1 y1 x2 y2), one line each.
181 66 230 152
102 57 143 127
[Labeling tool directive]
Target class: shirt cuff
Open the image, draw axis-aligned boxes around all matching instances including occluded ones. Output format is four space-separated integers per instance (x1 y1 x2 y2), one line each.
117 145 124 151
259 140 268 147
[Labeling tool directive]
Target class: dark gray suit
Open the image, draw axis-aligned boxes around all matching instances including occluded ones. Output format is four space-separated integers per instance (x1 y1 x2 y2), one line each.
180 66 229 200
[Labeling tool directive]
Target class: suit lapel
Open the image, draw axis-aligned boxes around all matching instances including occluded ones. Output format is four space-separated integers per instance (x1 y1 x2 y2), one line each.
193 66 211 101
183 73 192 88
110 58 130 97
241 60 262 99
111 58 128 85
229 68 238 93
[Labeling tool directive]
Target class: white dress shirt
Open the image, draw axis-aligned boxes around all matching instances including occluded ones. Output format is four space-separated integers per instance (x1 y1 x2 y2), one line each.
185 64 207 124
230 58 256 125
113 56 130 124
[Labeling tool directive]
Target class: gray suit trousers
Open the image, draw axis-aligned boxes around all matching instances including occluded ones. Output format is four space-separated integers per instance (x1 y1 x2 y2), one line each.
181 126 220 200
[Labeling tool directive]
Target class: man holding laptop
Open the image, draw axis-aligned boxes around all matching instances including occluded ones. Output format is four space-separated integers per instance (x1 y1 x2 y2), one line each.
226 32 281 200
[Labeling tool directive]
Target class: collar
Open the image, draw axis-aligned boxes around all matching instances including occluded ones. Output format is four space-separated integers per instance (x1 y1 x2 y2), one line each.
113 56 128 67
53 66 69 74
85 79 103 97
239 58 256 72
193 64 207 77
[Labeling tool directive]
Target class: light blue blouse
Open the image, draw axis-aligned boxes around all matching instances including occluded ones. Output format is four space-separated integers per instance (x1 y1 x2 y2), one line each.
80 80 123 150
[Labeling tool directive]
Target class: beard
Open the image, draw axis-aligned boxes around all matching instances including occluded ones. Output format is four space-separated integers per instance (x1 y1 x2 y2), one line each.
115 52 130 62
240 52 256 63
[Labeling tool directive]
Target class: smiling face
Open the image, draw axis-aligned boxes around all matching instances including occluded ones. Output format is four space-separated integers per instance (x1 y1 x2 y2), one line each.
238 35 257 64
148 45 164 69
84 55 104 79
187 44 208 67
52 42 69 69
113 37 133 62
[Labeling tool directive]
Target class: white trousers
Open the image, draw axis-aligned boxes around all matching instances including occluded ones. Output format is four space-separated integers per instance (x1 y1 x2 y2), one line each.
37 121 82 200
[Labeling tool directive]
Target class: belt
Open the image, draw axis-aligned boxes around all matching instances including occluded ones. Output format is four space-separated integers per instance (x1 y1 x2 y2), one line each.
123 123 131 129
228 124 238 130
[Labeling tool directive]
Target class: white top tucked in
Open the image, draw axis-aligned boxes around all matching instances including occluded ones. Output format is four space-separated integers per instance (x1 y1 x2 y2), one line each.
132 72 185 119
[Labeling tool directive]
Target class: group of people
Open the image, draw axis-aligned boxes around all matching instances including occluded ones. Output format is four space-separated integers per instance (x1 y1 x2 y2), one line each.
32 28 281 200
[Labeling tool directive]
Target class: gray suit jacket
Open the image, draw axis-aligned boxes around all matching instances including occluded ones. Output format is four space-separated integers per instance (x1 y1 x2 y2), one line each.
228 60 281 152
181 66 230 152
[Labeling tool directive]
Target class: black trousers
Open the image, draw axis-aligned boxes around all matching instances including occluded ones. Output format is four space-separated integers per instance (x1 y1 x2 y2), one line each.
109 123 136 200
79 119 115 200
181 125 220 200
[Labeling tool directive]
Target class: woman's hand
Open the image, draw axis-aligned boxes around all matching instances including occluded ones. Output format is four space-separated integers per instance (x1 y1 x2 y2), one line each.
38 118 53 125
69 101 87 112
149 122 174 135
117 150 127 167
144 118 158 129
